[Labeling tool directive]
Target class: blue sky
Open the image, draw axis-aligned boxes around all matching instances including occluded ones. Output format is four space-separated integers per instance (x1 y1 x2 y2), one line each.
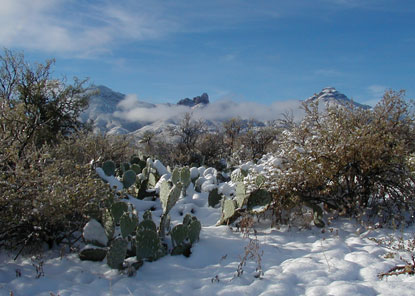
1 0 414 106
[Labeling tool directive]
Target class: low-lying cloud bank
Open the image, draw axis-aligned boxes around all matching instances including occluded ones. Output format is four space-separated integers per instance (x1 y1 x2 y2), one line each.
113 94 303 124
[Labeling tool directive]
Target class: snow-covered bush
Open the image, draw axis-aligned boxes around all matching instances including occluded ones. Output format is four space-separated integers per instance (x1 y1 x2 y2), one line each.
264 90 415 225
0 139 112 251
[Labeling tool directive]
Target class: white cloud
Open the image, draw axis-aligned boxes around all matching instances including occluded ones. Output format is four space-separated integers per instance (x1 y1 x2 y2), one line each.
113 95 303 124
0 0 178 56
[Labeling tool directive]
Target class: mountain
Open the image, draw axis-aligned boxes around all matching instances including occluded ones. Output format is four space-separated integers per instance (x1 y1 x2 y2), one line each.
80 85 156 134
305 87 371 110
177 93 209 107
80 86 370 136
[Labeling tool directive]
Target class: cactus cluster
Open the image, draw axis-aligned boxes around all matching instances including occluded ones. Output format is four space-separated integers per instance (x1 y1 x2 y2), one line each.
81 161 203 272
171 214 201 256
99 155 160 199
217 180 275 225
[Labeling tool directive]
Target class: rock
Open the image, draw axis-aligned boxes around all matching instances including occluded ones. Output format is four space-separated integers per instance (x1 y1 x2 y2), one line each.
79 245 107 261
177 93 209 107
83 219 109 247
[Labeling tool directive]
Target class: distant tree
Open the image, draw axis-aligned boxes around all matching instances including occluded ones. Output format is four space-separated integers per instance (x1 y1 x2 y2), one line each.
168 113 207 165
223 117 243 153
0 48 91 160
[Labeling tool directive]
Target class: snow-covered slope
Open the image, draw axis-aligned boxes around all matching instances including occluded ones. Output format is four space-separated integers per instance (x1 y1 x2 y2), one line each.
305 87 371 110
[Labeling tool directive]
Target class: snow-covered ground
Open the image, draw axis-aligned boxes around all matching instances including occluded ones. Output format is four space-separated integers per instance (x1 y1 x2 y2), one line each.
1 213 415 295
1 163 415 296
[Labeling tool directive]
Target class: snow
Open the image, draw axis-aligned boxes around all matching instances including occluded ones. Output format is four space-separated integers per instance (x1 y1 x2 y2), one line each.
2 159 415 295
83 219 108 247
2 217 415 296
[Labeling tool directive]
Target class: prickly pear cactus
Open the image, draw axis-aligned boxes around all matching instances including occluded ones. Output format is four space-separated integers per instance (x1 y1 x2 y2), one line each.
120 162 130 174
234 182 247 208
122 169 137 189
120 212 138 238
160 181 182 214
148 172 159 188
107 237 128 269
131 164 142 174
103 209 115 240
171 224 187 247
222 199 236 221
246 189 272 211
186 218 201 244
130 155 141 165
231 168 248 183
102 160 116 176
171 168 180 185
208 188 222 208
180 167 191 195
111 202 128 225
138 219 157 232
136 227 166 261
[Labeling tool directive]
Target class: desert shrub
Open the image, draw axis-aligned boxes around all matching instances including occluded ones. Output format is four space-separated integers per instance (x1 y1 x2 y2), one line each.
55 131 138 168
0 137 112 251
0 49 90 160
267 90 415 225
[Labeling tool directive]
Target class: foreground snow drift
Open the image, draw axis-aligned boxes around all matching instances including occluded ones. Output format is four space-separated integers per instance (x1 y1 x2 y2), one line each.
1 218 415 296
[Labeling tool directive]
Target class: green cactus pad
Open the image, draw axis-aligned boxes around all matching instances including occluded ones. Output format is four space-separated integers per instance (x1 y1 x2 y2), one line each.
183 213 195 226
111 202 128 225
148 172 159 188
208 188 222 208
130 155 141 165
136 229 166 261
222 199 236 221
135 179 149 200
107 237 128 269
234 182 247 208
180 167 191 187
120 212 138 238
131 164 142 174
122 170 137 189
102 160 116 176
138 219 157 232
103 209 115 240
246 189 272 211
187 219 201 244
171 224 187 247
120 162 130 173
171 168 180 185
160 181 182 214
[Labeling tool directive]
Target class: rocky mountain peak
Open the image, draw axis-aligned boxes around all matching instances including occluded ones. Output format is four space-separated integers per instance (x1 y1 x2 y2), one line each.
305 87 371 110
177 93 209 107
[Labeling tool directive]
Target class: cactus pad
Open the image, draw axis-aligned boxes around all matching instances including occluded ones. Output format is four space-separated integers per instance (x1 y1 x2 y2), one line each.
111 202 128 225
171 224 187 247
107 237 128 269
246 189 272 211
120 212 138 238
171 168 180 185
122 170 137 189
136 228 166 261
208 188 222 208
102 160 116 176
234 182 247 208
222 199 236 221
